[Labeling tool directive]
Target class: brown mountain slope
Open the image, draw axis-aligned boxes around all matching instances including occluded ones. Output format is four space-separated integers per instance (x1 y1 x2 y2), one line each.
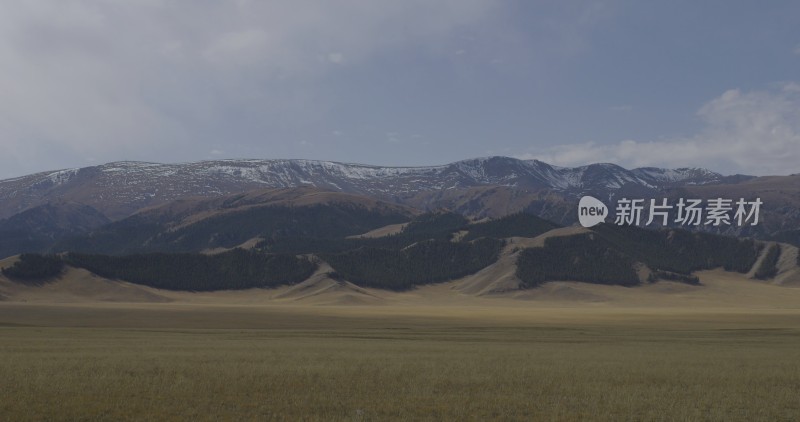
136 186 419 231
272 261 386 305
0 262 171 304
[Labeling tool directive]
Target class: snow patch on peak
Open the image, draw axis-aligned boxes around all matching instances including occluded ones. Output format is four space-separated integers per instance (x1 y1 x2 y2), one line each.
46 168 79 185
632 166 721 184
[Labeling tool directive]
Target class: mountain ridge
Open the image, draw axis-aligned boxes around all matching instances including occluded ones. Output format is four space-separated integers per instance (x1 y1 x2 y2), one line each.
0 156 748 221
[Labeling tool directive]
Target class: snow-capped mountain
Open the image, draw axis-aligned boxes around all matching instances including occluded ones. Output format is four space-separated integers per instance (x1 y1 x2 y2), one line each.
0 156 742 220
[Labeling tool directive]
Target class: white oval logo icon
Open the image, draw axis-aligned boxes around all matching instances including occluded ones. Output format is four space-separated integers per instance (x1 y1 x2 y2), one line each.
578 196 608 227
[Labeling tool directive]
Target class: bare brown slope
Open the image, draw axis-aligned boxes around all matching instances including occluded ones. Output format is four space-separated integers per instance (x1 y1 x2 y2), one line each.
272 261 386 305
449 227 590 296
3 260 800 308
347 223 408 239
201 237 264 255
0 266 171 303
740 241 800 285
774 244 800 286
506 269 800 307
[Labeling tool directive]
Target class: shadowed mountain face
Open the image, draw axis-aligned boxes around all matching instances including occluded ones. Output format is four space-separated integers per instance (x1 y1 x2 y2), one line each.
0 202 110 258
1 201 109 234
52 187 418 256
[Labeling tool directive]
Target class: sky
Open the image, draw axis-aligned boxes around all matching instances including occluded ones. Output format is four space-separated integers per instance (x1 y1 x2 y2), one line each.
0 0 799 179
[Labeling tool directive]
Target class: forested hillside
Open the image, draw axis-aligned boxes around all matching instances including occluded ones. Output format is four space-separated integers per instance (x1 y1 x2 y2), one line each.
1 253 65 283
323 238 504 291
2 204 781 293
516 224 763 288
261 211 557 254
56 203 412 255
516 234 640 287
64 250 317 291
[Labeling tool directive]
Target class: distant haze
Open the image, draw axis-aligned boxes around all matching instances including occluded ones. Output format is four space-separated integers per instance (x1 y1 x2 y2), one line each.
0 1 799 179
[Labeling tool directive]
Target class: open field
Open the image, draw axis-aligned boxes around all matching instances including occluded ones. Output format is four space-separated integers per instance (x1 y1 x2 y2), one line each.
3 260 800 420
1 302 800 421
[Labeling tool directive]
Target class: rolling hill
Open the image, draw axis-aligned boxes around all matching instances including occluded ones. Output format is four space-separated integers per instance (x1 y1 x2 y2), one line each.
2 206 797 297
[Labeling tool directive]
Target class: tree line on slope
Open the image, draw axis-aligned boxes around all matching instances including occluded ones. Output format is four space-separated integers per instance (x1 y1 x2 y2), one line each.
5 211 773 292
770 229 800 249
4 238 503 292
260 211 556 255
5 212 547 292
516 234 640 288
256 211 469 254
1 253 65 283
590 224 761 274
64 249 317 291
322 238 504 291
647 270 700 285
461 212 559 241
516 224 763 288
55 204 411 255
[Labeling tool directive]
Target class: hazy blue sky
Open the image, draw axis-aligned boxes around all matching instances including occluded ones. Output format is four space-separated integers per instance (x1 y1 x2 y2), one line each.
1 1 798 178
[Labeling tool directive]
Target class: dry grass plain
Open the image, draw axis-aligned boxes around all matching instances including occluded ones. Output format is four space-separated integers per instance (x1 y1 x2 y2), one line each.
2 261 800 421
2 300 800 421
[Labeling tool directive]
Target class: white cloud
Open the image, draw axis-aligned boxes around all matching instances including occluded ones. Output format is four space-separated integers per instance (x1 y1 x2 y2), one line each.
0 1 496 178
783 82 800 93
521 84 800 176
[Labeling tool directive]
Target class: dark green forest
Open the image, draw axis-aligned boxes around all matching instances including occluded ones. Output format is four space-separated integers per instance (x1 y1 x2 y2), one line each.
401 212 469 238
1 253 65 283
516 234 640 288
516 224 763 288
260 211 557 255
322 238 504 291
256 211 469 255
64 249 317 291
3 207 778 292
590 224 761 274
0 229 53 260
55 204 411 255
462 212 559 241
770 229 800 249
647 270 700 285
